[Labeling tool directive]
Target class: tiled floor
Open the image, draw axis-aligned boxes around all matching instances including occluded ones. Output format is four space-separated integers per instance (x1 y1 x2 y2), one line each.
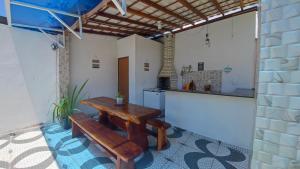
0 123 251 169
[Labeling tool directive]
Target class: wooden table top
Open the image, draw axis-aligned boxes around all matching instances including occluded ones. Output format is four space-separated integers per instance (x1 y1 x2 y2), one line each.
80 97 161 124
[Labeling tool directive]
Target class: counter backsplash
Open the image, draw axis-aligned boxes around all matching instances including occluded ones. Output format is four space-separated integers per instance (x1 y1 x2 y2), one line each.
182 70 222 92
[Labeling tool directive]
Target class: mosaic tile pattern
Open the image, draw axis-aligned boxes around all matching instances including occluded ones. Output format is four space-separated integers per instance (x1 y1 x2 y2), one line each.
0 124 250 169
182 70 222 92
0 127 60 169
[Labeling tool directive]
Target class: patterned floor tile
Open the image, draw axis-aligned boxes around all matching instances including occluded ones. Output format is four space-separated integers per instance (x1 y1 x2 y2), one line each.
0 123 251 169
136 150 169 169
0 135 11 169
212 142 250 169
159 139 183 159
211 159 227 169
221 142 250 156
43 124 114 169
0 126 60 169
167 127 193 144
185 133 219 151
148 135 157 149
170 143 215 169
164 161 186 169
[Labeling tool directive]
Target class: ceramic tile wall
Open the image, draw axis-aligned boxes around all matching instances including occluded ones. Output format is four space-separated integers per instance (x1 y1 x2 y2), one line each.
252 0 300 168
182 70 222 92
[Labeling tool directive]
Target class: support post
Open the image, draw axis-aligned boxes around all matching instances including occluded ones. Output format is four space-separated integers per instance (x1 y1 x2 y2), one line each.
112 0 127 16
48 11 82 40
5 0 11 26
10 1 83 40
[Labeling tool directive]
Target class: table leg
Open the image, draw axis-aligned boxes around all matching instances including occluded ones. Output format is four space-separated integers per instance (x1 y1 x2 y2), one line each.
71 122 82 138
98 110 109 125
99 111 119 129
108 116 125 130
125 121 148 150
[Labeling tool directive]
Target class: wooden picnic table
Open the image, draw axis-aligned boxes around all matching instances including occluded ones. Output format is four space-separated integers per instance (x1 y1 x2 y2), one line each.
80 97 161 150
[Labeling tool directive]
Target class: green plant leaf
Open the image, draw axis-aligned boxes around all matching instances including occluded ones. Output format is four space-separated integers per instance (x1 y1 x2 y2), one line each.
51 80 88 122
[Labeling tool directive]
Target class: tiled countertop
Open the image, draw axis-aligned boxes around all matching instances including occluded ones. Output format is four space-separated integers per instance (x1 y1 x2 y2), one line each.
165 88 255 98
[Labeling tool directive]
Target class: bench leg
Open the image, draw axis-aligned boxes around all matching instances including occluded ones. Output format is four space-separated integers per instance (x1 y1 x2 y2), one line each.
126 121 148 151
116 157 134 169
71 122 82 138
157 128 167 151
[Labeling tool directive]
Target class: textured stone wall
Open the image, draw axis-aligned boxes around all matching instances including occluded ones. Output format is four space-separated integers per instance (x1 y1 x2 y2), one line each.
252 0 300 169
57 33 70 98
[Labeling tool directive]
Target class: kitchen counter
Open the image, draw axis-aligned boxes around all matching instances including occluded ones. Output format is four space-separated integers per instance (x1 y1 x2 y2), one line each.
166 88 255 98
143 88 165 92
165 90 256 149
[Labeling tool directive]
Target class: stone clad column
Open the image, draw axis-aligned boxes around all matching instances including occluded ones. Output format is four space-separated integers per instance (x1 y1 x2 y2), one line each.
252 0 300 169
57 32 70 98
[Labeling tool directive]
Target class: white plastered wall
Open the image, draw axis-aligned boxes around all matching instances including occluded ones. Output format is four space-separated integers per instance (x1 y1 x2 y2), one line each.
70 33 118 114
175 12 257 92
117 34 162 105
0 25 57 133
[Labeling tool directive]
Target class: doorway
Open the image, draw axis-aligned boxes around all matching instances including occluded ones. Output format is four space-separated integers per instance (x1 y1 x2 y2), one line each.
118 57 129 103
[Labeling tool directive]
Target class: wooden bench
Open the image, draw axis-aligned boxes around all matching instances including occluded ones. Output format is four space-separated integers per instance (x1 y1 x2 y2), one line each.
146 119 171 151
69 113 143 169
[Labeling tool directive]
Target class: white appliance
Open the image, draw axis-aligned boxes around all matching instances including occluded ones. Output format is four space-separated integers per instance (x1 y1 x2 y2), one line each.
143 89 165 112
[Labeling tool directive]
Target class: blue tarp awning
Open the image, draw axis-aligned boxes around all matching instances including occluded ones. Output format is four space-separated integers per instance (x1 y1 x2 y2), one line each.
10 0 103 33
0 0 6 17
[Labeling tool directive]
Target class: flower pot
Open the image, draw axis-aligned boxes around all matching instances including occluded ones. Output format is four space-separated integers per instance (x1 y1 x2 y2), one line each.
116 97 124 105
60 118 71 130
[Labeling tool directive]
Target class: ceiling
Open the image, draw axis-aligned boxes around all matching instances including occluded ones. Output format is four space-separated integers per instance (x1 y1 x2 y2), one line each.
81 0 258 38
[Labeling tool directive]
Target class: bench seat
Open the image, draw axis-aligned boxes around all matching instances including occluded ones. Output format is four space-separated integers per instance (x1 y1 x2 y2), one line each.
69 113 143 169
146 118 171 150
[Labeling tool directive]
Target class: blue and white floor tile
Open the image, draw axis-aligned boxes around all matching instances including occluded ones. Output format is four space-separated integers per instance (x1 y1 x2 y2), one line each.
212 142 250 169
185 133 219 151
164 161 185 169
0 126 59 169
170 142 214 169
159 139 183 159
0 135 11 169
0 123 251 169
167 127 192 144
136 149 169 169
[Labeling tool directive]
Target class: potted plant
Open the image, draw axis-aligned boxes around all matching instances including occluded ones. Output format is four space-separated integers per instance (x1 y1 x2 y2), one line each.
116 92 124 105
52 80 88 129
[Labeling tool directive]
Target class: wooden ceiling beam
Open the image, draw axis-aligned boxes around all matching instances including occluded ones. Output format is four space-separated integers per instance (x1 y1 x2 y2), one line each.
81 0 111 24
138 0 194 24
88 18 160 34
211 0 224 16
240 0 244 10
107 3 180 28
158 0 210 25
96 12 169 32
83 24 150 36
177 0 208 20
126 8 180 28
81 29 126 37
157 0 254 27
173 6 257 34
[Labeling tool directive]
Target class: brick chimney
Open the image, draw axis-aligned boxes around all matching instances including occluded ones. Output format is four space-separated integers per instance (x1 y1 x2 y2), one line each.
158 34 178 89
